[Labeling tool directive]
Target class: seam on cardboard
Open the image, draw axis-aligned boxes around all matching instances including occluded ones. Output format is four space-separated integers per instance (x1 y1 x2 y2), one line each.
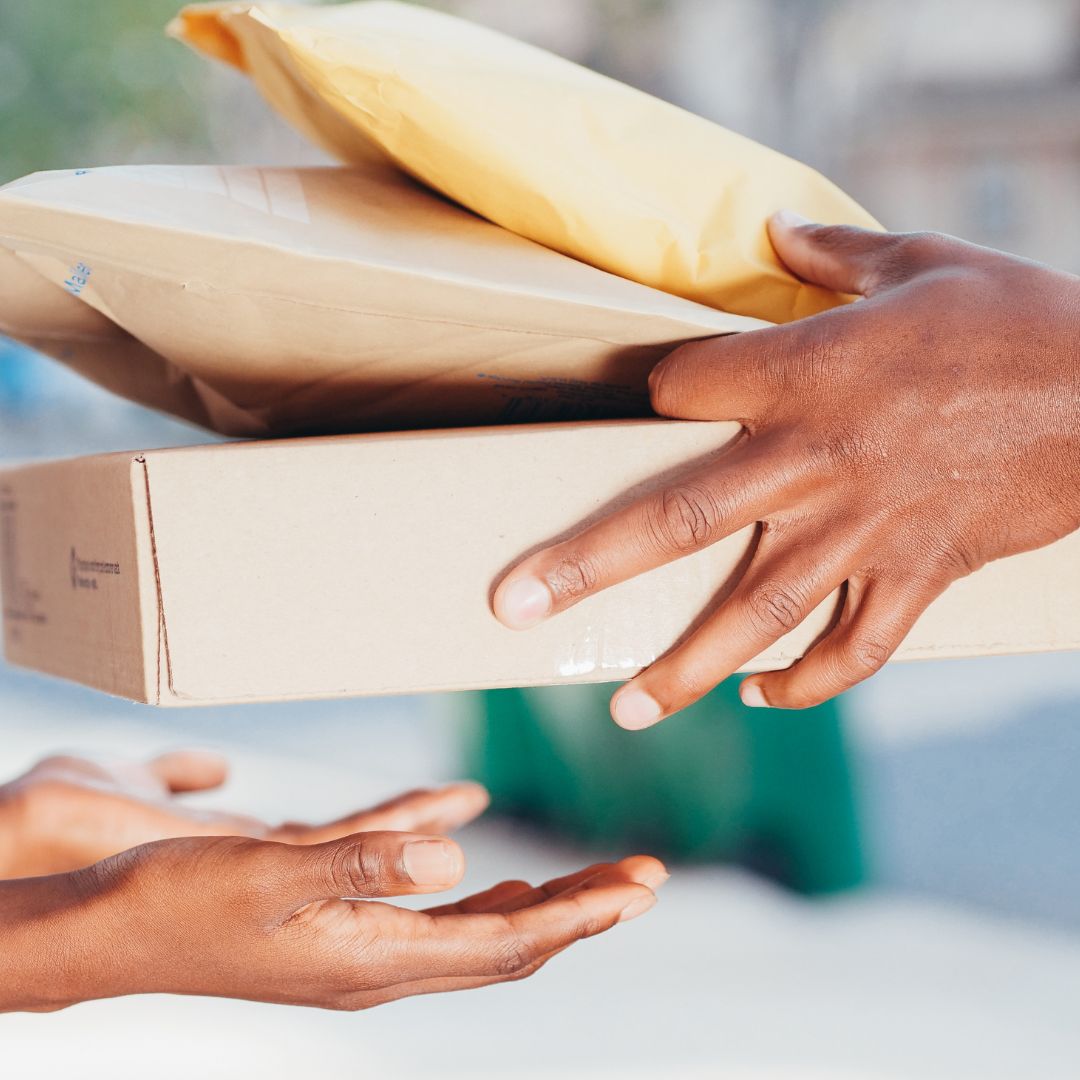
136 456 174 705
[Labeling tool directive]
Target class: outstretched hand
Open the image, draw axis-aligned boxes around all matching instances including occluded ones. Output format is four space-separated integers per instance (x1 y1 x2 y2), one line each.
0 749 489 877
0 752 667 1011
494 214 1080 722
5 834 664 1012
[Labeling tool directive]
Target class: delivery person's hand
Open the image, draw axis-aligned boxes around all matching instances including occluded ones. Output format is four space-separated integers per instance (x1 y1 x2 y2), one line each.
0 749 491 877
494 216 1080 724
2 834 664 1012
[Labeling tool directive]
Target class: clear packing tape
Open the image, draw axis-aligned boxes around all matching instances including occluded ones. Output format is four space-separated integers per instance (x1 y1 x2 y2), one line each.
171 0 882 324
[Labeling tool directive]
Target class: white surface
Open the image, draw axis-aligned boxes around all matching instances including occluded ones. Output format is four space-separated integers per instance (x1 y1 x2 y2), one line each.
4 833 1080 1080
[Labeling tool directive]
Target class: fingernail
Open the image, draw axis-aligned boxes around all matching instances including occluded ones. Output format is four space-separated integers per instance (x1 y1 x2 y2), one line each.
403 840 459 885
613 686 663 730
772 209 812 228
497 576 552 629
740 681 769 709
618 893 658 923
647 360 666 393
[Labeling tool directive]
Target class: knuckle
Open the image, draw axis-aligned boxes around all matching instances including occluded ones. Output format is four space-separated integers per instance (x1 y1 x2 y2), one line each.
879 231 959 283
331 839 388 896
547 552 599 602
236 842 287 885
755 328 830 397
919 540 984 584
810 429 885 477
572 912 606 941
843 633 893 677
899 230 954 260
492 930 536 978
942 546 984 579
219 841 288 904
745 580 809 637
648 484 725 555
803 223 864 253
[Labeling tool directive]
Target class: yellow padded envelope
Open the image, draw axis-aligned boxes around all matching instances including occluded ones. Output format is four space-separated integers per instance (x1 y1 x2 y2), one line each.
170 1 881 324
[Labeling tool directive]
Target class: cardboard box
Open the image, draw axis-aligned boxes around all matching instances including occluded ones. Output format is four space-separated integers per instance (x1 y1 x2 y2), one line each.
2 420 1078 706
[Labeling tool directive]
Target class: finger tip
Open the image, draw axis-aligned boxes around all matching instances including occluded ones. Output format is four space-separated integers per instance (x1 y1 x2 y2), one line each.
618 855 670 891
611 685 663 731
152 748 230 788
155 747 226 765
459 780 491 806
739 680 769 709
402 835 467 889
769 208 812 231
449 781 492 816
444 837 466 870
492 573 552 630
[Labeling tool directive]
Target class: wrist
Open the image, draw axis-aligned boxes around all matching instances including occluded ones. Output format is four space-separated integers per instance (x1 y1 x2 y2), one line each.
0 868 128 1012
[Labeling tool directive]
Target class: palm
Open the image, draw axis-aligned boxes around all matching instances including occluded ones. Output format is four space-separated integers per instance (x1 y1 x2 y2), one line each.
290 860 655 1008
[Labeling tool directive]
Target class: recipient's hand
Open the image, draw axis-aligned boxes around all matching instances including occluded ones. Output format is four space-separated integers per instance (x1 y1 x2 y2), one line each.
4 836 664 1011
0 750 491 877
494 216 1080 721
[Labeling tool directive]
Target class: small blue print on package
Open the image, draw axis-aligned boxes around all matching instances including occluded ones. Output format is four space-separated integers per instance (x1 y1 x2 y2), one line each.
64 262 91 297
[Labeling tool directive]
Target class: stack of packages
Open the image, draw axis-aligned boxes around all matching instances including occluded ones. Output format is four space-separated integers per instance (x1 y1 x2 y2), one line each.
0 3 1076 887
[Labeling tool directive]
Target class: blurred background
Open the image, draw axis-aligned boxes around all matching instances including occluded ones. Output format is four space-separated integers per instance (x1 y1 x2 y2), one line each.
2 1 1080 1077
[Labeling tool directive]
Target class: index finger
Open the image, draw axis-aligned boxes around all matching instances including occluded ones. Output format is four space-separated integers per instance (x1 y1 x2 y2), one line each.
423 855 668 916
493 432 801 628
384 870 660 984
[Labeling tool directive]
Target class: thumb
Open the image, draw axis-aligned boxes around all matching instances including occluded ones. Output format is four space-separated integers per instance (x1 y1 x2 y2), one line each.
768 210 901 297
285 832 466 906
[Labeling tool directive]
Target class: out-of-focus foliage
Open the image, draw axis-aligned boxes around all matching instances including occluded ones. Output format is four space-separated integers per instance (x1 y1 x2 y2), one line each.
0 0 213 183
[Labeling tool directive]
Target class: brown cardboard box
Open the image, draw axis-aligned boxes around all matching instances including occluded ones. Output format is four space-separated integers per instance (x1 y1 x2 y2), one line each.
2 419 1078 706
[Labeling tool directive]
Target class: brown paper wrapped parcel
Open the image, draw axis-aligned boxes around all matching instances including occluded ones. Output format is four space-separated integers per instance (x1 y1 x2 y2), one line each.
0 163 765 437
